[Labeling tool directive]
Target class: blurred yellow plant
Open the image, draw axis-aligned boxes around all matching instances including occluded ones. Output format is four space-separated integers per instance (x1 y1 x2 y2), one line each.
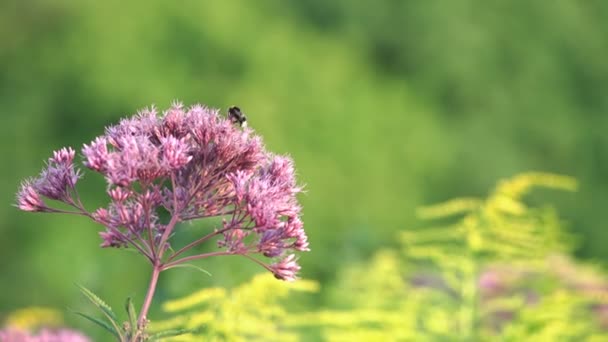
151 274 319 341
318 172 608 341
153 173 608 341
4 307 63 330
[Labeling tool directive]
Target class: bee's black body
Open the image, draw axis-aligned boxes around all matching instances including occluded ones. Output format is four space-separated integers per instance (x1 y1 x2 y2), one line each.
228 106 247 127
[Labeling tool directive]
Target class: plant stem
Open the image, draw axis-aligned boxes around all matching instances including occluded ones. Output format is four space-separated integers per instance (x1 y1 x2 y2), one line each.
166 226 233 262
157 175 181 258
138 264 161 329
162 250 235 270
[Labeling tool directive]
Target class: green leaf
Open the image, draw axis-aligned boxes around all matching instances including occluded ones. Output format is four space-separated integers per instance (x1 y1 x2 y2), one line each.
148 328 199 341
125 297 138 333
76 284 124 338
76 284 118 321
166 245 176 255
71 310 120 339
164 263 212 277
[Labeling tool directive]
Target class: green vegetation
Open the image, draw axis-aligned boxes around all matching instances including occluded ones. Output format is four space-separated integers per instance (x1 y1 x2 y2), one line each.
151 274 319 341
1 1 607 340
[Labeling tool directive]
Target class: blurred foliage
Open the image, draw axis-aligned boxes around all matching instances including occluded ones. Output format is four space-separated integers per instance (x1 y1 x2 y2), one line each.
148 174 608 341
1 306 92 341
318 173 608 341
3 307 63 331
151 274 319 341
1 0 607 340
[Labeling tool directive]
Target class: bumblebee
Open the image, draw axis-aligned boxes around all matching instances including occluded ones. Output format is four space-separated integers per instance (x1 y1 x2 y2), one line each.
228 106 247 127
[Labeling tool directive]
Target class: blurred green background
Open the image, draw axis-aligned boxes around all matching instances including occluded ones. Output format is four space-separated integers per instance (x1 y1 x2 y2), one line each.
1 0 607 340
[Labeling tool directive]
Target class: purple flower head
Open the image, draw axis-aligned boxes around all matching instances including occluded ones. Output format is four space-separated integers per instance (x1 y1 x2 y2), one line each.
82 137 108 172
15 147 82 213
16 181 47 212
269 254 301 281
17 102 309 281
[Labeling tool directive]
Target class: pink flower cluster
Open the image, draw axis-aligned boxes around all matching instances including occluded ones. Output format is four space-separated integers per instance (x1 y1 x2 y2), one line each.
17 103 308 281
0 328 90 342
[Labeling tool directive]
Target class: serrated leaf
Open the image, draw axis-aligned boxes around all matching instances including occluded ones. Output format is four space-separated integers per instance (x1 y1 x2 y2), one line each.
76 284 118 321
76 284 124 338
126 297 138 334
71 310 120 339
164 263 212 277
148 328 199 341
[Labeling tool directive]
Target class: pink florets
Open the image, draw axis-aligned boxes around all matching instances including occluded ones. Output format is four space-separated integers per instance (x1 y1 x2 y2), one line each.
270 254 301 282
160 136 192 169
52 147 76 165
0 328 91 342
16 181 47 212
82 137 109 172
17 102 309 280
